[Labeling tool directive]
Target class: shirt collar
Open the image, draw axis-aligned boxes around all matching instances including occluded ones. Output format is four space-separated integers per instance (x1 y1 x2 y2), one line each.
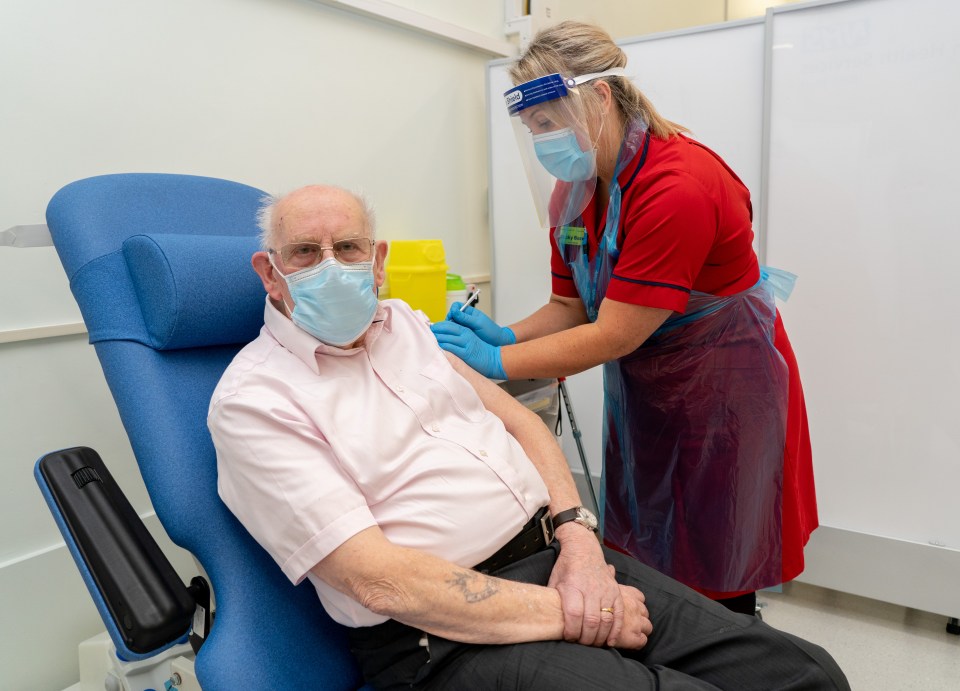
262 296 390 374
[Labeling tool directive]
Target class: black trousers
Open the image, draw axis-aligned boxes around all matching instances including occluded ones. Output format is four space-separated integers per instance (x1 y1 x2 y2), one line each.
349 544 850 690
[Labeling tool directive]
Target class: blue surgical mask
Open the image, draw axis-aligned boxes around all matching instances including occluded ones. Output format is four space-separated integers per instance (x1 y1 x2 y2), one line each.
533 128 596 182
277 257 378 347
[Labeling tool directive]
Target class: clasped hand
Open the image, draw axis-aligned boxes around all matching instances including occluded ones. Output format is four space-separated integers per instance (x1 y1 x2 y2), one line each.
550 529 652 650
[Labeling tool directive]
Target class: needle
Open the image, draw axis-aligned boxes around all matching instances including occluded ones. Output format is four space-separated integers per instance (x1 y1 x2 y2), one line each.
460 288 481 312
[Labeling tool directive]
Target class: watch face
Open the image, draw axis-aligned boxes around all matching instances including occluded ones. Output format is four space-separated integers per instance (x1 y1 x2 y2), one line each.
576 507 599 531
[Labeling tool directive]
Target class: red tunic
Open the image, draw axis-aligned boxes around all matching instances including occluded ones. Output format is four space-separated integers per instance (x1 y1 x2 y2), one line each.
550 133 818 596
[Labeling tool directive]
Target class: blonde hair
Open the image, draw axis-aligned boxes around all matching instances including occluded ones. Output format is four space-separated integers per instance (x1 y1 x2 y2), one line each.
509 21 687 139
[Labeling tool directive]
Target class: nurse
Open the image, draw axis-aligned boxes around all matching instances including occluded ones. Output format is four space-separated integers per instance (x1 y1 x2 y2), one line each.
431 20 818 615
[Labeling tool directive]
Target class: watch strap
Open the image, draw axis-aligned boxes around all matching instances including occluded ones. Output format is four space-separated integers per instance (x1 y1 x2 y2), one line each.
552 506 597 532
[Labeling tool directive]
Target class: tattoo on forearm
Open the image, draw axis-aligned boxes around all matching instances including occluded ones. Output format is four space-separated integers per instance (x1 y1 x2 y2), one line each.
447 570 500 603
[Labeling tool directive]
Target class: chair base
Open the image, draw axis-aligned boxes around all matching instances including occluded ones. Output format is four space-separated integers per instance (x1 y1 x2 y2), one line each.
77 631 196 691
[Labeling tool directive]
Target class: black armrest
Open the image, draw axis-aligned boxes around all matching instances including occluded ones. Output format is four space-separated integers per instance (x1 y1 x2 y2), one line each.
35 447 197 656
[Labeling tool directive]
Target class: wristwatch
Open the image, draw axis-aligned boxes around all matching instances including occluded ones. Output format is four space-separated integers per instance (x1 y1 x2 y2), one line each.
552 506 599 533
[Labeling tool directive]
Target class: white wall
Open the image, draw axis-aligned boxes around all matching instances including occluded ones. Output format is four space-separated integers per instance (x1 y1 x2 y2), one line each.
550 0 807 38
0 1 804 688
550 0 722 37
1 1 506 688
0 0 503 314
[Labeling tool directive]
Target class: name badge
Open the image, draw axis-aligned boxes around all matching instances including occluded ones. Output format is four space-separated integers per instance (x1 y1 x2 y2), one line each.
560 226 586 246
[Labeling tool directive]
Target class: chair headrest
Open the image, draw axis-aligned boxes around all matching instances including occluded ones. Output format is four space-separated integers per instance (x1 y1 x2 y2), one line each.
123 233 264 350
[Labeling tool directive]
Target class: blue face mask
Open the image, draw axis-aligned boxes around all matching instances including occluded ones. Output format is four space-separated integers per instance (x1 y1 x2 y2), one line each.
278 257 378 347
533 127 597 182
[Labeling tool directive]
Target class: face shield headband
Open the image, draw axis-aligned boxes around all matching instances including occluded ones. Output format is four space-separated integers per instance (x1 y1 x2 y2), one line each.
504 68 627 229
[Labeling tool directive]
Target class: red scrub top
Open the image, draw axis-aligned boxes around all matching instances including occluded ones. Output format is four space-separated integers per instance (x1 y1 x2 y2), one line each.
551 133 818 596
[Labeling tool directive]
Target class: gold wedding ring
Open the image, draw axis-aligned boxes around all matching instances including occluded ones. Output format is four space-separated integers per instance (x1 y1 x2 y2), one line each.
600 607 614 614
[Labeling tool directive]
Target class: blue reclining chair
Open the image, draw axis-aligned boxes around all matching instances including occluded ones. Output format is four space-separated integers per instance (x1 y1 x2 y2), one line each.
35 173 365 690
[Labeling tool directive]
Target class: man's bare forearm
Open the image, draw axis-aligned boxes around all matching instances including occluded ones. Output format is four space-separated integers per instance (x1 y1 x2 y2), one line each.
313 527 566 644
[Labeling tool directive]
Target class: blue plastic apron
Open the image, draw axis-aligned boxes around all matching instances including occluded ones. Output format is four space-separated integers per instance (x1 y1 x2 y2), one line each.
556 120 788 592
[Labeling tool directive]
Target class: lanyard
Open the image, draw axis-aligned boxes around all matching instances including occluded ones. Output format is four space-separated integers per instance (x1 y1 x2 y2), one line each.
558 120 650 321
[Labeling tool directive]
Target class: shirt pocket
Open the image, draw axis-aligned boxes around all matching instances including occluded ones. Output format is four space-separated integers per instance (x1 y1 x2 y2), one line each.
418 351 486 423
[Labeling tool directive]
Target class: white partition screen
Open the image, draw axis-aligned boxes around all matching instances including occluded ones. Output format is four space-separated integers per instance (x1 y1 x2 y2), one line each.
765 0 960 550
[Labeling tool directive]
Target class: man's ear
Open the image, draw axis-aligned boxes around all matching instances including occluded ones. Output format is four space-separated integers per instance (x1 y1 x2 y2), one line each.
373 240 388 290
252 251 285 303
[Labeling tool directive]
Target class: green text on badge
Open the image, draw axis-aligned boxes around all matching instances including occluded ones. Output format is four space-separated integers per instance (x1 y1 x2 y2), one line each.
560 226 587 246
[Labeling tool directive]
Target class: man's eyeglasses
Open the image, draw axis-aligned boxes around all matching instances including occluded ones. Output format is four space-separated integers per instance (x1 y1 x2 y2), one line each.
270 238 375 270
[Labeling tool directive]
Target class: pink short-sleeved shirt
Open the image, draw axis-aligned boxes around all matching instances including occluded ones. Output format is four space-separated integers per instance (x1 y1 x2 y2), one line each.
209 298 550 627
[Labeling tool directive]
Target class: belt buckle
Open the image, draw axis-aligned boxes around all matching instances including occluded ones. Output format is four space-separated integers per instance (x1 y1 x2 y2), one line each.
539 511 555 546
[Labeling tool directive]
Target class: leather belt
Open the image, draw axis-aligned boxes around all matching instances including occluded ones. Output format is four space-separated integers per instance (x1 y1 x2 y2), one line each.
474 506 554 574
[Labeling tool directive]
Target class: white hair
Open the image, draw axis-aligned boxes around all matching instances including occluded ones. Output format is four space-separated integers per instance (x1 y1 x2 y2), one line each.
255 186 377 251
256 193 280 251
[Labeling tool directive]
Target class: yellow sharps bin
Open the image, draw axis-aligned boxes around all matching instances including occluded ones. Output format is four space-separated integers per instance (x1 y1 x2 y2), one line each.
386 240 448 322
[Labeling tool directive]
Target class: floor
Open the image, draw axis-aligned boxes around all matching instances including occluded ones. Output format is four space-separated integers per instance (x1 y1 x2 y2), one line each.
760 582 960 690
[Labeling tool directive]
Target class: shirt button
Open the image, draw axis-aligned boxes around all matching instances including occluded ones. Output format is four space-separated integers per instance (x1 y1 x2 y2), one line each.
431 424 440 433
397 385 405 393
479 449 488 457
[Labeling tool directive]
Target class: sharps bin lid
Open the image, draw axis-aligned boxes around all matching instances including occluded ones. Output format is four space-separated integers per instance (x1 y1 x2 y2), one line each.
389 239 446 267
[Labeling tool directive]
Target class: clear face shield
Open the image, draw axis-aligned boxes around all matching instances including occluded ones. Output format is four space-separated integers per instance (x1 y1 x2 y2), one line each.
504 68 626 228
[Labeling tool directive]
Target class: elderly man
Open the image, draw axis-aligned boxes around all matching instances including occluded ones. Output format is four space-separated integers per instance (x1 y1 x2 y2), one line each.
208 184 848 690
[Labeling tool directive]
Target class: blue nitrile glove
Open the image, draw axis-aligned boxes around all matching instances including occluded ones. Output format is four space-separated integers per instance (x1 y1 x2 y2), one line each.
430 320 507 379
446 303 517 347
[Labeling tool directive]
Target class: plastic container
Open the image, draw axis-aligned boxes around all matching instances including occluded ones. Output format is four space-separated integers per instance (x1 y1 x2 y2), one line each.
386 240 448 322
498 379 560 433
445 273 468 314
